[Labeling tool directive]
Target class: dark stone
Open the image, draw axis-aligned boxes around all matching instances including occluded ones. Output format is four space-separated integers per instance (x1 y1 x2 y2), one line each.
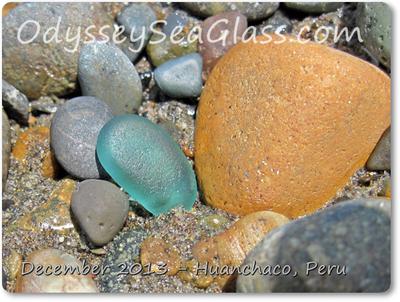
2 80 29 125
367 127 390 171
237 199 391 293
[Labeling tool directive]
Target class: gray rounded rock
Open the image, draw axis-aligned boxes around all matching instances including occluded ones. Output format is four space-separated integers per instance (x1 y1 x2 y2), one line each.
2 80 29 125
356 3 391 68
79 41 143 115
163 13 188 36
237 199 391 293
2 3 113 99
180 2 278 21
2 110 11 190
284 2 343 13
154 53 203 98
50 96 113 179
367 127 390 171
117 4 156 42
71 179 129 246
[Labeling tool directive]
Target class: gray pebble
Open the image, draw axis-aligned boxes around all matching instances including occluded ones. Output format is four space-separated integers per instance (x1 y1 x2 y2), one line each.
237 198 390 293
154 53 203 98
2 110 11 191
284 2 343 13
258 10 292 35
117 4 156 44
71 179 129 246
356 3 391 68
79 41 143 115
2 80 29 125
367 127 390 171
180 2 279 21
30 97 58 114
50 96 113 179
163 13 188 36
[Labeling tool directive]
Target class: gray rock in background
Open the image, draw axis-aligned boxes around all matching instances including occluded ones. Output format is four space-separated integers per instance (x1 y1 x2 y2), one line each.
367 127 391 171
71 179 129 246
284 2 343 13
154 53 203 98
50 96 113 179
79 41 143 115
356 2 392 68
2 2 113 99
2 110 11 191
2 80 29 125
237 199 391 293
180 2 279 21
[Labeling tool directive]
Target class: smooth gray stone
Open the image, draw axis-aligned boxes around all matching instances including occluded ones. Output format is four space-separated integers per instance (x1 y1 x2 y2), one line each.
117 4 156 41
154 53 203 98
50 96 113 179
237 199 391 293
71 179 129 246
79 41 143 115
356 3 392 68
163 13 188 36
284 2 343 13
258 10 292 34
367 127 391 171
2 80 29 125
180 2 279 21
2 110 11 191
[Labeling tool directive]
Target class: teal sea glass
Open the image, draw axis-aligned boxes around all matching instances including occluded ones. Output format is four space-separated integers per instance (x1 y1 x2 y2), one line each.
96 114 197 215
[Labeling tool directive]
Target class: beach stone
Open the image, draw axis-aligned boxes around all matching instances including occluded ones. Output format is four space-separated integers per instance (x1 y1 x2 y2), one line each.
200 12 247 76
163 13 188 36
15 248 98 293
71 179 129 246
98 228 148 293
257 10 292 34
2 110 11 190
146 24 198 67
117 4 157 42
356 3 391 68
195 35 391 218
237 199 391 293
284 2 343 13
181 2 278 21
193 211 288 289
2 2 113 99
2 80 29 125
12 126 49 164
50 96 113 179
140 237 183 276
96 115 197 215
154 53 203 98
79 41 143 115
366 127 390 171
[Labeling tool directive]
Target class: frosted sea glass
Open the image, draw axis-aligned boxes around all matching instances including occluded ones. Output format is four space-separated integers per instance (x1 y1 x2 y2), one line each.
96 115 197 215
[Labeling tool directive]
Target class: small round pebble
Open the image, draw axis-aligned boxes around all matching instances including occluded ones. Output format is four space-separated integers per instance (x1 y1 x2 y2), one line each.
79 41 143 115
154 53 203 98
50 96 113 179
117 3 157 41
71 179 129 246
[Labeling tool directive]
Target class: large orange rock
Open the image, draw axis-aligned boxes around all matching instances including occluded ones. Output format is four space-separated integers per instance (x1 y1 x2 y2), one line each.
194 35 391 218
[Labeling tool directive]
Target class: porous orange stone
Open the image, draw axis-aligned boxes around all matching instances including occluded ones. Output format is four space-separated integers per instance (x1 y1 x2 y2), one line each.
12 126 50 162
195 35 391 218
192 211 288 289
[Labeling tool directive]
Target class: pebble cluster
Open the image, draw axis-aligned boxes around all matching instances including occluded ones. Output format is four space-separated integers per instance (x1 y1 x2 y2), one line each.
2 2 392 294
